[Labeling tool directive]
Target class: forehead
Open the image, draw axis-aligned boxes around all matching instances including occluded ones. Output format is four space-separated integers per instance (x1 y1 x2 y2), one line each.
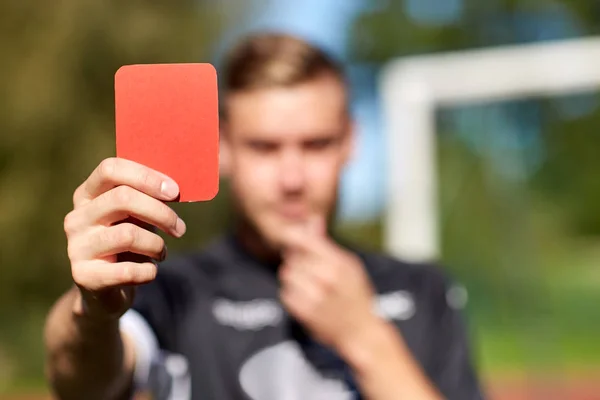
225 76 347 137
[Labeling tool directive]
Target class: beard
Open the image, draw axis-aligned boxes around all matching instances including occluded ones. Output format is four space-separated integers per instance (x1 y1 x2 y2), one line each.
226 177 341 262
233 204 339 260
229 204 338 263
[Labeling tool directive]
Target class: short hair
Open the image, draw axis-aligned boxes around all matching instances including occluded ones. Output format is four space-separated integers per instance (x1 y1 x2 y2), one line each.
219 32 346 112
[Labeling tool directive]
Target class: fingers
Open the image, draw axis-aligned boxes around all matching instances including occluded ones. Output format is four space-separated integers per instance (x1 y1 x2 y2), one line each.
280 263 319 318
65 185 186 238
280 259 337 294
68 223 166 262
72 260 158 291
73 157 179 207
64 157 180 316
280 259 338 320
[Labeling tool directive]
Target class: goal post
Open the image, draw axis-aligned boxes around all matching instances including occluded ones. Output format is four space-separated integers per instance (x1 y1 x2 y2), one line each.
379 36 600 262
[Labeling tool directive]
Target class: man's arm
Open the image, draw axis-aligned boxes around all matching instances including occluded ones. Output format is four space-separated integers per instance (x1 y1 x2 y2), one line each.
279 217 444 400
44 157 185 399
338 269 484 400
44 286 136 400
338 318 443 400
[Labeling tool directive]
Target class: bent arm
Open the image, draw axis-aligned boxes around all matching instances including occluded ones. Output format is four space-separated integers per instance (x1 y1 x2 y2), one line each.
44 286 137 400
342 272 485 400
340 319 444 400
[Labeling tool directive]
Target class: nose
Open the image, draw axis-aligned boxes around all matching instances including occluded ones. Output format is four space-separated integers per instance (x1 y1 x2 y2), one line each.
278 148 305 193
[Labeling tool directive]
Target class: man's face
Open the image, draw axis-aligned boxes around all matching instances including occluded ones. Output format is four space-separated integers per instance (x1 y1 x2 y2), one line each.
221 75 353 250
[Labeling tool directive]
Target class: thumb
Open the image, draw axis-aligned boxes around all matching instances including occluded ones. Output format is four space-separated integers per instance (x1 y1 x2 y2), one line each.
280 216 327 257
280 224 309 255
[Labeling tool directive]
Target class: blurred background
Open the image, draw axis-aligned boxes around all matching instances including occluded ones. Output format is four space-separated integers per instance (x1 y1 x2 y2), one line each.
1 1 599 399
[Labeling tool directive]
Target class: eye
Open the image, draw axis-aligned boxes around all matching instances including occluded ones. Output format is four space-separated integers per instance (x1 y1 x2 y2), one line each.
304 137 337 151
247 140 278 153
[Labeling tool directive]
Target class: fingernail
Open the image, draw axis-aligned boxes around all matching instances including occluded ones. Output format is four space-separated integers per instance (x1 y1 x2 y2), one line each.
174 217 187 237
160 180 179 199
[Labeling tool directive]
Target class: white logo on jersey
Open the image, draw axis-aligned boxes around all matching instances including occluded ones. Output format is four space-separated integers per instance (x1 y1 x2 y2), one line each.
374 290 416 321
239 341 353 400
446 284 468 310
212 298 283 331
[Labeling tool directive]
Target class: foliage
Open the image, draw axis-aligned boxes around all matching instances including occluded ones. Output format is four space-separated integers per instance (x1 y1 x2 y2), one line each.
0 0 238 390
1 0 600 393
350 0 600 377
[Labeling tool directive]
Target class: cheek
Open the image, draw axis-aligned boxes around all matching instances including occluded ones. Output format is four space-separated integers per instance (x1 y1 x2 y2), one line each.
230 153 277 205
306 157 342 202
240 156 277 187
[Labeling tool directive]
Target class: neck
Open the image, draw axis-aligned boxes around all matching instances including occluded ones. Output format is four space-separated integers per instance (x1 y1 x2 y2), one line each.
234 220 282 267
232 214 339 266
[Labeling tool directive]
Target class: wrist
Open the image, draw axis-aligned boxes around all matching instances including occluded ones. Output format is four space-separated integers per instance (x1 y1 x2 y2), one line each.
336 316 398 373
337 318 443 400
71 287 123 331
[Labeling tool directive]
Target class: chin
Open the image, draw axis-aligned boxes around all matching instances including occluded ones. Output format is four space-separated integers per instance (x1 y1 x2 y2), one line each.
262 220 304 248
259 229 287 251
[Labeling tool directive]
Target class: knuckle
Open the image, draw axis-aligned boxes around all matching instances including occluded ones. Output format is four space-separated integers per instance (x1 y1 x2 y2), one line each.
122 262 156 284
144 262 158 281
320 273 337 292
161 206 178 230
63 211 78 236
67 239 82 261
111 185 134 206
300 298 317 316
98 158 118 180
115 223 138 249
72 184 84 207
321 269 338 288
71 264 88 287
140 170 161 192
169 211 179 230
279 264 291 282
121 264 134 283
154 235 166 254
310 291 324 307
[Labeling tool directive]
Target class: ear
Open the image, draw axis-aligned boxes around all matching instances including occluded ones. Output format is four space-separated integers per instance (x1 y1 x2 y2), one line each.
341 117 356 166
219 122 231 177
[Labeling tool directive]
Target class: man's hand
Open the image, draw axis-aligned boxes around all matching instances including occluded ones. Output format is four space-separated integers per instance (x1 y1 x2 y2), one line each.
64 157 186 321
279 216 443 400
279 216 380 354
45 157 187 400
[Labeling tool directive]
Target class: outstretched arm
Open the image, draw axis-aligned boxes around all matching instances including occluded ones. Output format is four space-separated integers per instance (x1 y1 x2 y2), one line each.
44 157 185 399
44 286 137 400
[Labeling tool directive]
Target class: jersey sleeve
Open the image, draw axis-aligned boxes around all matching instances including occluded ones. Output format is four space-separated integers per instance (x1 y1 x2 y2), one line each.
119 264 178 392
421 266 486 400
127 266 179 349
120 308 160 391
119 255 202 392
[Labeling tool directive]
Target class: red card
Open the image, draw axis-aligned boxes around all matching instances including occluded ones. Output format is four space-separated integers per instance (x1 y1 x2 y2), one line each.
115 63 219 202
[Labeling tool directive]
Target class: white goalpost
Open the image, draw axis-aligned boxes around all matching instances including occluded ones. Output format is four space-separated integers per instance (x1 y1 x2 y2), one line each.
379 36 600 262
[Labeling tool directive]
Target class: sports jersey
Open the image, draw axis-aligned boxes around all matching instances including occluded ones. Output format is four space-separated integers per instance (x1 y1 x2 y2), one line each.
119 234 485 400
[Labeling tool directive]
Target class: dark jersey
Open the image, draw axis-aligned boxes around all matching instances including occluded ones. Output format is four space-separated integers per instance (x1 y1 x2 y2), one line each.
119 235 485 400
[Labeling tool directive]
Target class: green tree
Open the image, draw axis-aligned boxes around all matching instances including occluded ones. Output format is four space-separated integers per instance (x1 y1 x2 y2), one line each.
0 1 240 391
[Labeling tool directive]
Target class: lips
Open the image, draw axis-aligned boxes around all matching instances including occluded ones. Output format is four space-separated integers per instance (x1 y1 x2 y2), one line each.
278 205 308 220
